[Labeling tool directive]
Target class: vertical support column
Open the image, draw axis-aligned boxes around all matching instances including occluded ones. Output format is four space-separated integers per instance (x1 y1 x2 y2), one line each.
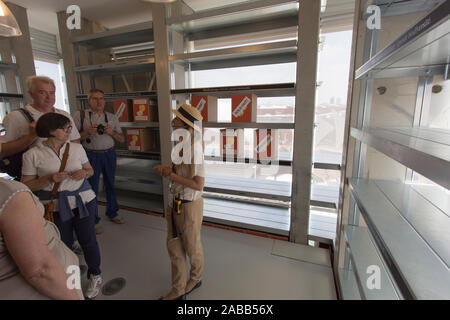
170 0 194 107
405 75 433 182
335 0 367 294
290 0 321 245
152 3 172 212
57 13 103 115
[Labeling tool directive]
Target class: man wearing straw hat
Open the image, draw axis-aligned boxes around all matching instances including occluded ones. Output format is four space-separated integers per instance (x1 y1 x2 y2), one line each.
155 104 205 300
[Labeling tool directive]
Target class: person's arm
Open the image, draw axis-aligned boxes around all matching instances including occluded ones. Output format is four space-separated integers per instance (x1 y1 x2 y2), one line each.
0 191 80 300
0 121 37 157
169 173 205 191
154 165 205 191
21 173 68 192
0 132 36 158
105 116 125 143
70 162 94 181
105 128 125 143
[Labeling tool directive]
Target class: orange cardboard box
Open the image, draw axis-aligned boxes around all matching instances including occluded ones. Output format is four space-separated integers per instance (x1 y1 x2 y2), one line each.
220 129 244 157
126 128 154 152
114 99 134 122
132 98 158 122
231 94 257 122
254 129 278 159
191 96 218 122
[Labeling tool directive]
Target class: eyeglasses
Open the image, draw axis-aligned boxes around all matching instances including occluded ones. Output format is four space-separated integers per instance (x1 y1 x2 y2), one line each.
61 125 72 133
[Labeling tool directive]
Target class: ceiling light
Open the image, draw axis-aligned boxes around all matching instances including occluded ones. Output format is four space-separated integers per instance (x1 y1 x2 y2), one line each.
0 0 22 37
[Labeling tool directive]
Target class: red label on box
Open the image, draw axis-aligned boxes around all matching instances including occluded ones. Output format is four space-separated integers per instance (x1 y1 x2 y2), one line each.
127 129 142 151
232 95 254 122
133 98 150 122
191 96 208 122
221 129 237 157
254 129 273 159
114 99 132 122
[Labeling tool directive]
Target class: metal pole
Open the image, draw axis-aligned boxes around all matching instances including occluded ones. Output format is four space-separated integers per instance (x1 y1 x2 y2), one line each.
290 0 321 244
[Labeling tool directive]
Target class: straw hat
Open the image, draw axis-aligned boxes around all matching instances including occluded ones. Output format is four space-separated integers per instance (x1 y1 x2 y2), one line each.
171 103 203 132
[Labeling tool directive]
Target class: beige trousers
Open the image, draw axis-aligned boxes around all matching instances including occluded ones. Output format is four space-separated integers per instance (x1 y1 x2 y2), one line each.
165 197 204 296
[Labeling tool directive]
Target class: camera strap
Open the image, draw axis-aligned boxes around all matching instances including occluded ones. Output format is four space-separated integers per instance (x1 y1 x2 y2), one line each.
89 111 108 126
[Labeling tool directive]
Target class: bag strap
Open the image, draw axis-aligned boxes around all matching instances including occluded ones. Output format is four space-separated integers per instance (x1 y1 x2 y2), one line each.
19 108 34 123
50 143 71 199
80 109 85 133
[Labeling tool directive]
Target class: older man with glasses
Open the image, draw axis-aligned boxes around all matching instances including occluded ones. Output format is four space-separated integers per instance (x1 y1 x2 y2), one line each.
74 89 125 234
0 76 80 180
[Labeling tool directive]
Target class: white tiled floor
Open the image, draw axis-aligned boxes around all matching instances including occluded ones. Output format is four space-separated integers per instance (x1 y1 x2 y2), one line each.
79 206 337 300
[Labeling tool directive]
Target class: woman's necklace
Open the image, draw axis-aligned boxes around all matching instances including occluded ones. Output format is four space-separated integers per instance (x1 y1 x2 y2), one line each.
43 140 63 158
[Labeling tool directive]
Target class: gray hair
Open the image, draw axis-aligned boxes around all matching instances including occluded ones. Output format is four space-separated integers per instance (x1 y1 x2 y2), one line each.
26 76 56 93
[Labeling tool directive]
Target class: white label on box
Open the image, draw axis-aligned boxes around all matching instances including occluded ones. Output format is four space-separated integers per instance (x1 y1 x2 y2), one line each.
127 130 139 135
115 102 126 118
232 96 251 118
255 134 271 153
135 116 148 121
134 99 147 105
129 146 140 151
196 98 206 112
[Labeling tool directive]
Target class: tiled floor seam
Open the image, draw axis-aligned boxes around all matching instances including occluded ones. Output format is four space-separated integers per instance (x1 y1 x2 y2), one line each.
270 252 332 269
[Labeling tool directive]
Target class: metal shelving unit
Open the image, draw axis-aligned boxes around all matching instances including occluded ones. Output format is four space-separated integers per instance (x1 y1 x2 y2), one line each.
171 83 296 98
350 127 450 189
167 0 298 40
170 40 297 70
74 58 155 76
72 21 154 50
76 91 157 100
163 0 329 242
355 0 450 79
0 62 24 115
202 122 294 129
343 225 400 300
71 21 163 213
337 0 450 300
348 179 449 299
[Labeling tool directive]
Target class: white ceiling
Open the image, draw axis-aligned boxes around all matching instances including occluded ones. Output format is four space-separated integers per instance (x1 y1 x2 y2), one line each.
7 0 355 35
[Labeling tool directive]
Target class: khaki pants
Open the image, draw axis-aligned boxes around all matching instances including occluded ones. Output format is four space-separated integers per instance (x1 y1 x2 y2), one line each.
165 197 204 296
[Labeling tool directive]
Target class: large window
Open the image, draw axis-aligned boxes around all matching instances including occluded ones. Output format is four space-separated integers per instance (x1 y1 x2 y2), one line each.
313 29 353 187
194 29 353 188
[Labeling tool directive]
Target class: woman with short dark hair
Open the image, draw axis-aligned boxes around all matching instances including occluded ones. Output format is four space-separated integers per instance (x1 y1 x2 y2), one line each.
21 112 103 299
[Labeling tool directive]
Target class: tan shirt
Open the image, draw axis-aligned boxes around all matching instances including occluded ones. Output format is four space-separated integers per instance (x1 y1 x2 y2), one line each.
0 179 83 299
168 162 205 205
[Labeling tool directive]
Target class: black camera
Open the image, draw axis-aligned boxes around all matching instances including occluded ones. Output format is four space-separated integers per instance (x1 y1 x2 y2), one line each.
97 124 105 135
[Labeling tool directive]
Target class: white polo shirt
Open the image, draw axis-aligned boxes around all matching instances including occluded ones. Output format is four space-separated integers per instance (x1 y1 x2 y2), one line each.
22 141 96 211
73 109 121 150
0 104 80 146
